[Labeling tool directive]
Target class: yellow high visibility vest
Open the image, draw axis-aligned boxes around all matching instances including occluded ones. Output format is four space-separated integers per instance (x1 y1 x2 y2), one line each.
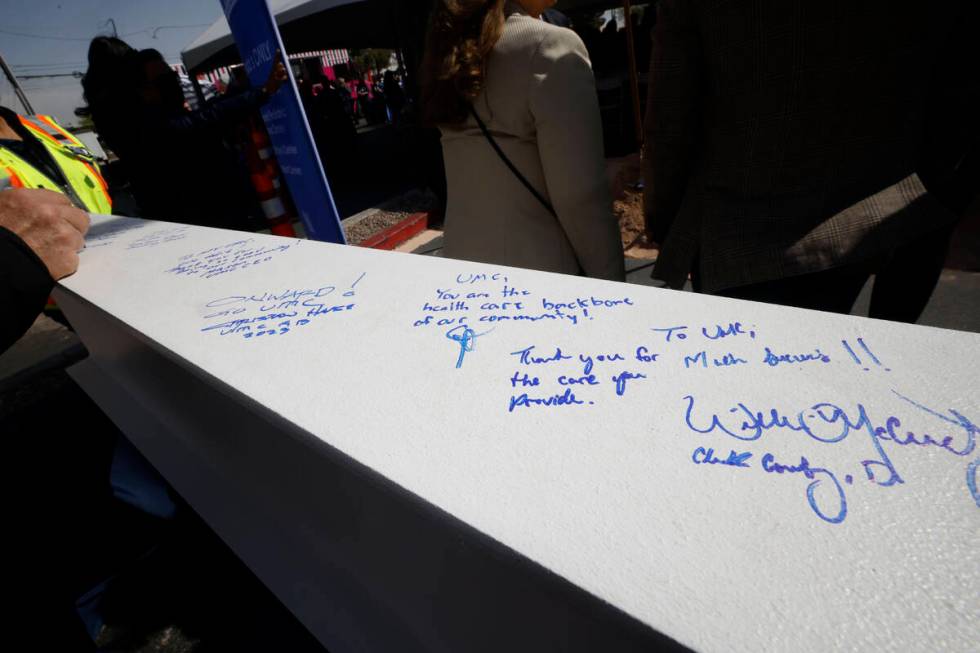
0 114 112 214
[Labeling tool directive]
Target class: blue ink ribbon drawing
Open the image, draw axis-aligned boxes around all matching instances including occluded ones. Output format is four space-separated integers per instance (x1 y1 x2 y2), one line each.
446 325 493 369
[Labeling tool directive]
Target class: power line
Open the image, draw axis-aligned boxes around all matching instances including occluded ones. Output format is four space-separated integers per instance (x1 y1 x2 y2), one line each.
17 72 84 80
12 61 89 69
20 76 84 84
19 79 85 89
11 65 88 74
10 51 184 75
0 28 95 42
12 50 182 68
12 67 88 79
0 24 210 43
149 25 211 39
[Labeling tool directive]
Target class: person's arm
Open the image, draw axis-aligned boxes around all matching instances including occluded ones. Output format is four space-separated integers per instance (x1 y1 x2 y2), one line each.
917 0 980 215
642 0 702 244
166 55 288 134
166 88 268 133
0 189 89 353
529 29 626 282
0 226 51 353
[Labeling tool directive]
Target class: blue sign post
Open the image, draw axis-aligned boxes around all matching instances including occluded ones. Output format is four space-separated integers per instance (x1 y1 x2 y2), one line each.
221 0 346 243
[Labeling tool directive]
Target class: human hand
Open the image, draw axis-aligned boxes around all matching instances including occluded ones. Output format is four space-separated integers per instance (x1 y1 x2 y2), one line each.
263 50 289 96
0 188 89 280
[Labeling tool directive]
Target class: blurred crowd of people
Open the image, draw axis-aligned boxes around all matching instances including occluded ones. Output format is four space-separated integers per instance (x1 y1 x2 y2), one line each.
298 68 408 179
423 0 977 318
299 68 408 131
78 36 413 231
7 0 970 321
575 7 655 78
82 36 289 231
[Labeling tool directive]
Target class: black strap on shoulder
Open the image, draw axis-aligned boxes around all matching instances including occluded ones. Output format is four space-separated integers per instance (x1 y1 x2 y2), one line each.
469 105 557 218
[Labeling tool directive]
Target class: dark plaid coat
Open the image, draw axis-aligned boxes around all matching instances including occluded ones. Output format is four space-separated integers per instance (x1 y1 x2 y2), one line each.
644 0 970 292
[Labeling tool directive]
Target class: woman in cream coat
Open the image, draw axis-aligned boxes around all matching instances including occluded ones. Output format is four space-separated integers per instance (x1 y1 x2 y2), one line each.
421 0 625 281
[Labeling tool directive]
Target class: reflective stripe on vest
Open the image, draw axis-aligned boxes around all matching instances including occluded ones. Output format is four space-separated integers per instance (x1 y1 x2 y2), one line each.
20 115 73 144
8 115 112 213
20 116 97 162
1 166 25 190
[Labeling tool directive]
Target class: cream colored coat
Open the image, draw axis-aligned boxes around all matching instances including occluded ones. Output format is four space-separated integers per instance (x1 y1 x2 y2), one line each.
440 6 624 281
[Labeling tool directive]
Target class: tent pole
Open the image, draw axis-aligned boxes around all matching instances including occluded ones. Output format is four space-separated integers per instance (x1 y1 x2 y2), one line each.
622 0 644 151
181 53 207 108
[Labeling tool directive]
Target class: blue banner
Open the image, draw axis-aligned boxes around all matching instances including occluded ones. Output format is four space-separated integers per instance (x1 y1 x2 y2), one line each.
221 0 346 243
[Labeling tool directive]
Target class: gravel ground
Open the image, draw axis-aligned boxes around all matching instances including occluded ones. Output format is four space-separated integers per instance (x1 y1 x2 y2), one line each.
343 190 440 246
344 210 416 245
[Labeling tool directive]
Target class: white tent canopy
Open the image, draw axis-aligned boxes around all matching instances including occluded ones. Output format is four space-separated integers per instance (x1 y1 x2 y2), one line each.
182 0 626 72
182 0 367 71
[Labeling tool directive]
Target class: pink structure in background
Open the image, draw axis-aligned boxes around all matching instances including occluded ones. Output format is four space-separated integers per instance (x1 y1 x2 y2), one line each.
186 49 351 87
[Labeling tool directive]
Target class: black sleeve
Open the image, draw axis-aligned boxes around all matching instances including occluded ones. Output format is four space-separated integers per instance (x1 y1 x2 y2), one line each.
917 0 980 214
0 226 54 354
166 88 269 134
642 0 704 243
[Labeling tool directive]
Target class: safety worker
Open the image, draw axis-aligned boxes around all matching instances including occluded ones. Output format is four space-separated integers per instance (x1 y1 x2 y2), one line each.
1 104 111 320
1 105 112 214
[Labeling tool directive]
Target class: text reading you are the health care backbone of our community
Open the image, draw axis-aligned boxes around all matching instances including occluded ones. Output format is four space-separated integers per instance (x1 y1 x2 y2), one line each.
411 271 636 370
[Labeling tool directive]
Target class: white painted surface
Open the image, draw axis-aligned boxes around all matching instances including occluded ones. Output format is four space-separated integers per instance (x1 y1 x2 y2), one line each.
64 215 979 652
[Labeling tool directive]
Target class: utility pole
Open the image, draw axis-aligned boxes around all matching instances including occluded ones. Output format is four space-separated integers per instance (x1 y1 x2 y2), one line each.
0 49 36 114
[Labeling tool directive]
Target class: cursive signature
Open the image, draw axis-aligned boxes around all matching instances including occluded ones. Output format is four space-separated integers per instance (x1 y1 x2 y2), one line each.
446 325 492 369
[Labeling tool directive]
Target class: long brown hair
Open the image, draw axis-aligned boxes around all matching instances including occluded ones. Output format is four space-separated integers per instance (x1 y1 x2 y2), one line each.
420 0 507 125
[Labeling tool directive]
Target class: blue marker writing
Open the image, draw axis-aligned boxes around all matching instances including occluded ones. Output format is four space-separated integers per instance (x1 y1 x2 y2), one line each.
446 325 492 369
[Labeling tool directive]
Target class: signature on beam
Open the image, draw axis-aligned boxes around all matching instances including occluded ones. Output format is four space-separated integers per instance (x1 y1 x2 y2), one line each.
446 325 493 369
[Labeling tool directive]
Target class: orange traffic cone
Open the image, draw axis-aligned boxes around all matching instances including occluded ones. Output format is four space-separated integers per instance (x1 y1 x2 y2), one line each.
247 120 297 238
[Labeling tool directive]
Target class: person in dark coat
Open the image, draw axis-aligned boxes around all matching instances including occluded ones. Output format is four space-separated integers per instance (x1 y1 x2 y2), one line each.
82 36 139 169
128 49 287 230
382 70 406 126
643 0 978 318
0 186 94 648
85 42 288 230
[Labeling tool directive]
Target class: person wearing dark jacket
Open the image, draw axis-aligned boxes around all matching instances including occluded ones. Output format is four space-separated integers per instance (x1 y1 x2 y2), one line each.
644 0 977 319
84 43 288 230
0 186 92 648
128 49 288 230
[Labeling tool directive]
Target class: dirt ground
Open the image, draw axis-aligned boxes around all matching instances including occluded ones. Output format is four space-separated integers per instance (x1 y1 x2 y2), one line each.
607 154 656 259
